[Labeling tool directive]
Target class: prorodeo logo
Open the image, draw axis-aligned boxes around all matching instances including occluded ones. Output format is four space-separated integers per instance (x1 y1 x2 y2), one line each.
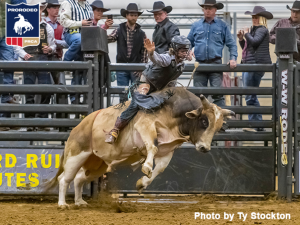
5 3 40 47
281 69 288 105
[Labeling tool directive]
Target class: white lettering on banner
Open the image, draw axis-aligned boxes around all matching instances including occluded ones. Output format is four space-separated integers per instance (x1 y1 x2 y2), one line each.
281 69 288 105
7 8 38 12
282 108 288 155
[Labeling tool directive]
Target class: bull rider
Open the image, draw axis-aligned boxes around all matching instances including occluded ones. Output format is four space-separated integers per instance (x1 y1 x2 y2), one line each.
105 35 192 144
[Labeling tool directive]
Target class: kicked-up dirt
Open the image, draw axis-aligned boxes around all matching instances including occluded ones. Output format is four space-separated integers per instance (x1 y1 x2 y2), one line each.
0 193 300 225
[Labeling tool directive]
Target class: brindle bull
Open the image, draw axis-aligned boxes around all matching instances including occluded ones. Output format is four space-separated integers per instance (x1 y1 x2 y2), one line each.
45 87 234 208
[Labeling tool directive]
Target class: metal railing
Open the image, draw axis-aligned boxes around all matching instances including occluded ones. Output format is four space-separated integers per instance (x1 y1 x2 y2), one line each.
108 63 276 142
0 61 93 142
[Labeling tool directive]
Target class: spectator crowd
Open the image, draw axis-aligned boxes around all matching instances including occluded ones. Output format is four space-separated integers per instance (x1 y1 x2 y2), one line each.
1 0 300 133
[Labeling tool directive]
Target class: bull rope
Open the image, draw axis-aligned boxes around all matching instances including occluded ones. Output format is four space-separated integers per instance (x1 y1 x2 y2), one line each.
186 62 200 89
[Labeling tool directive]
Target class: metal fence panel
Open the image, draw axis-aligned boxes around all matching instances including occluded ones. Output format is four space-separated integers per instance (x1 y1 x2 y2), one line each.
108 146 275 194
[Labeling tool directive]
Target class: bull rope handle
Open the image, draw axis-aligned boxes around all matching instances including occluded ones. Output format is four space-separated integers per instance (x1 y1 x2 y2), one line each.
280 116 288 166
186 62 200 89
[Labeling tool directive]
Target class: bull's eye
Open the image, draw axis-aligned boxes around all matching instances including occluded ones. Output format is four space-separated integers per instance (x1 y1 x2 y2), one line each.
202 119 208 128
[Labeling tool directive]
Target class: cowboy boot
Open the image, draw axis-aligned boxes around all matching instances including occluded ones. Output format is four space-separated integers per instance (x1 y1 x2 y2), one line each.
105 117 128 144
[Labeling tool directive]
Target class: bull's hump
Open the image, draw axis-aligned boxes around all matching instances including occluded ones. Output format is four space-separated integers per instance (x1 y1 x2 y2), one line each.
160 87 201 118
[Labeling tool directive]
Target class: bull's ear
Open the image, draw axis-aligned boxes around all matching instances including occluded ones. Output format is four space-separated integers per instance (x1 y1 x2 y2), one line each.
185 107 202 119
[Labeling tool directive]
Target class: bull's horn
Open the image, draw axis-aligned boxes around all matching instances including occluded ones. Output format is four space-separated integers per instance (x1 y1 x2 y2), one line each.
200 94 210 109
221 109 235 117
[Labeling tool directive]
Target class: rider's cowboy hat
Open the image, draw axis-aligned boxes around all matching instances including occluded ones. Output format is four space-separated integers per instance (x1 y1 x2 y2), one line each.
147 1 172 13
287 1 300 11
28 0 47 11
245 6 273 20
90 0 110 12
198 0 224 10
121 3 143 18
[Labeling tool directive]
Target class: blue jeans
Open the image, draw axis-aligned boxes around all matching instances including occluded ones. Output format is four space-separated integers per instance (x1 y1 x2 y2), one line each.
63 32 83 62
117 71 137 102
0 37 15 118
242 71 265 121
23 71 52 118
193 60 225 107
64 32 84 103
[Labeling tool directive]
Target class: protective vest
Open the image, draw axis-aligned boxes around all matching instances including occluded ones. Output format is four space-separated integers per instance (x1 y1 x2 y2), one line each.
143 57 184 90
24 23 47 55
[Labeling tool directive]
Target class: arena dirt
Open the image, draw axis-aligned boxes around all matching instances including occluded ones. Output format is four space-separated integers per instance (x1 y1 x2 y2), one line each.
0 193 300 225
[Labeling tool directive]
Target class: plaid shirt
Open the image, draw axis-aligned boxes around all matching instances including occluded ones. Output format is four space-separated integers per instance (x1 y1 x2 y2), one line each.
108 23 148 63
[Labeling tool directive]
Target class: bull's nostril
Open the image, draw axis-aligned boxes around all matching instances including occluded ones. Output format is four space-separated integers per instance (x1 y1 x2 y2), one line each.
200 146 206 152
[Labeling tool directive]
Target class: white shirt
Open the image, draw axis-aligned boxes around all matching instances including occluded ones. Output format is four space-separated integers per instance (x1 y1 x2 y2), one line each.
14 21 56 59
59 0 93 29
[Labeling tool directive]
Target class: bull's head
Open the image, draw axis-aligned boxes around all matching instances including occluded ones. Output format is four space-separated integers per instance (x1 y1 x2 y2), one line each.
185 95 235 153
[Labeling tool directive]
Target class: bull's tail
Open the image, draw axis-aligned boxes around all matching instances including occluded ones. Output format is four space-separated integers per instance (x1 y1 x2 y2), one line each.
42 152 65 192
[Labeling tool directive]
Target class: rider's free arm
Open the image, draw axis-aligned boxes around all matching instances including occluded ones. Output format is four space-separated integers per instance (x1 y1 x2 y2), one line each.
60 1 82 29
148 51 172 67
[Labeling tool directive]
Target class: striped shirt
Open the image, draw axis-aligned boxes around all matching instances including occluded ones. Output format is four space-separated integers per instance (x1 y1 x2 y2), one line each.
59 0 93 33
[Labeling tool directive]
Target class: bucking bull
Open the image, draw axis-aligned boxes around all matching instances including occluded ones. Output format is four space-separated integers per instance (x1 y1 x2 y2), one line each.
45 87 234 208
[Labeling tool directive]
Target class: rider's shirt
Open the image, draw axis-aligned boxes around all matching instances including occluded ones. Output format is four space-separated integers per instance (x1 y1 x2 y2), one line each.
143 52 185 91
147 51 185 68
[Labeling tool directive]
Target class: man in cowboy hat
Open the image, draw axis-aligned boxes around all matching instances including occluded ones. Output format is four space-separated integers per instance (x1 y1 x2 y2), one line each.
108 3 148 103
148 1 180 54
187 0 237 107
270 0 300 62
13 0 56 131
90 0 113 29
44 0 68 62
0 0 27 130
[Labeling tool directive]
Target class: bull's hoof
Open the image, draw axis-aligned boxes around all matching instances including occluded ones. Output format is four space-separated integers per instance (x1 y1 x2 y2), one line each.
106 166 112 173
142 165 152 178
75 199 89 207
58 203 70 210
136 178 145 194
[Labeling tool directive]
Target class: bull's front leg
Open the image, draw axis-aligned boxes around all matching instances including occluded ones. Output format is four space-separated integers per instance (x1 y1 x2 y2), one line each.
134 117 158 178
136 151 174 194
